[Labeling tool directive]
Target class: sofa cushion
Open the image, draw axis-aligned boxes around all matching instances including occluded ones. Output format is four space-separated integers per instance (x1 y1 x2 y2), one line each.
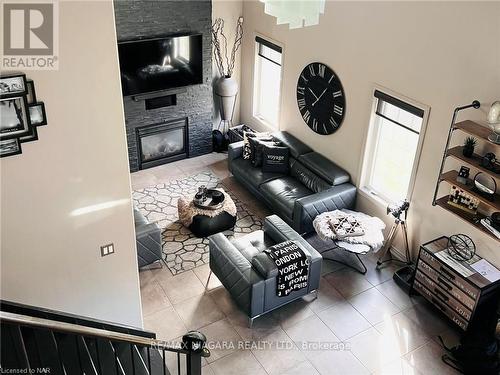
290 159 330 193
273 131 313 159
299 152 350 186
230 158 286 189
231 230 275 262
259 177 313 219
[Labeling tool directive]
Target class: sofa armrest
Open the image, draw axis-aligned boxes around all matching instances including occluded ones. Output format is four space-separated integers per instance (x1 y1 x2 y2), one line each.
264 215 302 243
263 214 322 264
208 233 265 317
293 183 357 234
136 221 160 238
228 141 244 161
135 222 162 267
228 141 244 174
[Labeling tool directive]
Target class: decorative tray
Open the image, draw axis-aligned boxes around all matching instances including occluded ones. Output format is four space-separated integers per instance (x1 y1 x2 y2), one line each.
193 189 225 210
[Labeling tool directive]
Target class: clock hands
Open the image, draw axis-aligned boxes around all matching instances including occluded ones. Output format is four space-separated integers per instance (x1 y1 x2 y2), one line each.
308 87 328 107
311 88 327 107
308 88 319 100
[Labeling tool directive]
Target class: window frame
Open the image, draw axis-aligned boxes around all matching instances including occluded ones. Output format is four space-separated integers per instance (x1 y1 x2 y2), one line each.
251 33 284 131
359 86 430 206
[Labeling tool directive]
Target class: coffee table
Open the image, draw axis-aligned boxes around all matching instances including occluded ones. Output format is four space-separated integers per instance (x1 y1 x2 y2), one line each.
177 189 237 238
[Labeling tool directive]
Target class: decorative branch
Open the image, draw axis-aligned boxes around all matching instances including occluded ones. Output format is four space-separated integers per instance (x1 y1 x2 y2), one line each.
228 17 243 77
211 19 225 76
212 17 243 78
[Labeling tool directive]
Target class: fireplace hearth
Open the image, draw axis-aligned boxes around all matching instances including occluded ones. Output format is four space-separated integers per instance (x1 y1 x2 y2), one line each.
136 118 188 170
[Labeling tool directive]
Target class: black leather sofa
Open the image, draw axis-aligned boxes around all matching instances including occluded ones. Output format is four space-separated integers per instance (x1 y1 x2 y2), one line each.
228 131 357 234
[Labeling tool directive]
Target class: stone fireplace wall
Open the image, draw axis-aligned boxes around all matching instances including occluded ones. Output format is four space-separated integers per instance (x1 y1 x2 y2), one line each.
114 0 213 172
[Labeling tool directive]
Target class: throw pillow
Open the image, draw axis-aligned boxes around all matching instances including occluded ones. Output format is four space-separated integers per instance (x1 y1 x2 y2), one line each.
328 213 365 239
249 136 274 167
243 131 270 160
262 144 289 173
242 131 256 160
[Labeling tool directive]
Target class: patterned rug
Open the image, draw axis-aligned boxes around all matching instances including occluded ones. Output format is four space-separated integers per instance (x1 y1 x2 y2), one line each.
133 171 263 275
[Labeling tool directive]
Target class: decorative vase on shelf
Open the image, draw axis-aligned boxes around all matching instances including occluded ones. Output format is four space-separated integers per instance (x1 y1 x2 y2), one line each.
215 75 238 124
487 101 500 144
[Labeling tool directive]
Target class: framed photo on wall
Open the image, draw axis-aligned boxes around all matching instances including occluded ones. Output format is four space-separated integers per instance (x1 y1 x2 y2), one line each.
29 102 47 126
0 138 22 158
0 75 48 156
0 74 28 98
19 124 39 143
26 80 37 104
0 96 32 139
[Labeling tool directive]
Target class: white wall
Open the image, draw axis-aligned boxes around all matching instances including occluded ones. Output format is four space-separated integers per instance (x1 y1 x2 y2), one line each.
212 0 244 128
0 0 143 327
239 2 500 262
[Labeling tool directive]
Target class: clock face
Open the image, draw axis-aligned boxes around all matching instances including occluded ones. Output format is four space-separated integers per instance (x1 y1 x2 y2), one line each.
296 62 346 135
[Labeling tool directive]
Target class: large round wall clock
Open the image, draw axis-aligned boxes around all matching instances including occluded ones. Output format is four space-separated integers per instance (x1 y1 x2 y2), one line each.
296 62 346 135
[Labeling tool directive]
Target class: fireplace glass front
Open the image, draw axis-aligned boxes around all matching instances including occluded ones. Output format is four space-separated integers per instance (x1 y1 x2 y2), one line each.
137 118 188 169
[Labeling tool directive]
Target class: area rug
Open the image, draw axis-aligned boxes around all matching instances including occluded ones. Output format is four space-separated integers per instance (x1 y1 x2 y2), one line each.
132 171 263 275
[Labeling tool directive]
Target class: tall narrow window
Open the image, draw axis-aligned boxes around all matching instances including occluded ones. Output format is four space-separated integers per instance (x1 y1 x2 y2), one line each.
253 36 283 128
361 90 427 203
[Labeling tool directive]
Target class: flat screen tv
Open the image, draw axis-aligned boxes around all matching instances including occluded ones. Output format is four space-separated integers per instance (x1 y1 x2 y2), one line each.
118 34 203 97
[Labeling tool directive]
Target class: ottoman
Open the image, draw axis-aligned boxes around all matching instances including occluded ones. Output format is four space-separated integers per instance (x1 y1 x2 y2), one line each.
177 188 237 238
190 212 236 237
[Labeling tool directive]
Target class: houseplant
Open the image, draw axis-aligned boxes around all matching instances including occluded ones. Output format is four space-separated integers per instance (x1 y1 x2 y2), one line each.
462 136 477 158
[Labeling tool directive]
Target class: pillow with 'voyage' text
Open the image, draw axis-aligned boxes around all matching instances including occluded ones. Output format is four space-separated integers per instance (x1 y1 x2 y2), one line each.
262 143 289 174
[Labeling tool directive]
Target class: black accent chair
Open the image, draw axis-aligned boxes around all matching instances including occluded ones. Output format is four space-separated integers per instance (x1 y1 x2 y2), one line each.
228 131 357 234
134 208 163 268
208 215 321 326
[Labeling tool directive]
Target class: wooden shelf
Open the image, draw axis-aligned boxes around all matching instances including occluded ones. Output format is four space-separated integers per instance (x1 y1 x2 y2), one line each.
454 120 500 148
447 146 500 178
440 170 500 211
435 196 499 242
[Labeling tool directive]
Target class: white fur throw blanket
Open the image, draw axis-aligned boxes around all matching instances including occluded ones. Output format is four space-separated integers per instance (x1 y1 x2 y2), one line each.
177 189 237 227
313 209 386 253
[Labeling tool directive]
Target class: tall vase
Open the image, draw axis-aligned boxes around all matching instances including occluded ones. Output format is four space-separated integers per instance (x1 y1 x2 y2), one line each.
215 75 238 125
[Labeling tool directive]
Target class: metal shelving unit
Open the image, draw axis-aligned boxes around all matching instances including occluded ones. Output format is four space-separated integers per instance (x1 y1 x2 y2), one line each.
432 101 500 242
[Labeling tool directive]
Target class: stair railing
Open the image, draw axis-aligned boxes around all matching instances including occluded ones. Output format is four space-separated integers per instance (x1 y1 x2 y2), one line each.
1 311 209 375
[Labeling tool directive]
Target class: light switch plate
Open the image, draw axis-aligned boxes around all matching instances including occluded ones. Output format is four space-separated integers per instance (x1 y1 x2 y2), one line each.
100 243 115 257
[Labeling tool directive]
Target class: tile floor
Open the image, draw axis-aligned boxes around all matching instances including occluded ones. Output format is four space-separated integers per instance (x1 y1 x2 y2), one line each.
133 153 461 375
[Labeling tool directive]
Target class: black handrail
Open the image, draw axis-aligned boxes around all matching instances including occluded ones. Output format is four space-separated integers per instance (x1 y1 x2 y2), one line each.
1 309 209 375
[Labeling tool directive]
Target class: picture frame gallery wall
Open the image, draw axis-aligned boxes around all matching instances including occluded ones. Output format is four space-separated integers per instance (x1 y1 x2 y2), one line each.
0 73 48 158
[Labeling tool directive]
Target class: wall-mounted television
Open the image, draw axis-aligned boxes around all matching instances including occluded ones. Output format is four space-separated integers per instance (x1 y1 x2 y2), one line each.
117 34 203 97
